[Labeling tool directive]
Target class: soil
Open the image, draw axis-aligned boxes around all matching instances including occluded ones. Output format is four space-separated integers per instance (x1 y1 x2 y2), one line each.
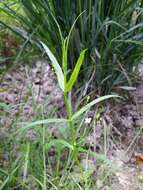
0 61 143 189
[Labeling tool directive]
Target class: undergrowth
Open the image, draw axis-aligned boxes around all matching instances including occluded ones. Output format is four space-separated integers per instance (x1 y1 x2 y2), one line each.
0 89 119 190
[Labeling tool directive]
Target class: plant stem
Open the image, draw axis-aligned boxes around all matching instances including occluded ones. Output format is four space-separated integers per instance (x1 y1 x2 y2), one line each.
64 92 76 147
43 125 47 190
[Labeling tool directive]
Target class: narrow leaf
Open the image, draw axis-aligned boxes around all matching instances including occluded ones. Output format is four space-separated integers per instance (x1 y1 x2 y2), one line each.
0 166 19 190
17 118 67 134
66 49 87 92
41 42 64 91
72 95 120 120
62 38 68 77
32 176 44 188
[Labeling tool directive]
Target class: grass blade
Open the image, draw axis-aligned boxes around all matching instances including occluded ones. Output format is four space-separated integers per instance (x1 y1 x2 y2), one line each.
0 166 19 190
23 142 30 182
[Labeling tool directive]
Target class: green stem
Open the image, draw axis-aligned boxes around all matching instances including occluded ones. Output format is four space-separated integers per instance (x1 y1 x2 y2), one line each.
64 92 76 147
56 150 60 177
43 125 47 190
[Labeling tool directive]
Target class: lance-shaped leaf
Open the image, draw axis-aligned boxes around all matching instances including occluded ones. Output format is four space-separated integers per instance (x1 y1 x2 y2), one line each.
65 49 87 92
16 118 67 134
71 95 120 120
41 42 64 91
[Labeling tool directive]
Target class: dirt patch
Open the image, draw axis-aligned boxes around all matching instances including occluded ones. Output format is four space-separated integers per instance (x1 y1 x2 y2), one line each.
0 61 64 126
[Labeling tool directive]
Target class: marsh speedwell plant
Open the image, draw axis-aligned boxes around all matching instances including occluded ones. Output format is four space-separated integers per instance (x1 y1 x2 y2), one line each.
14 16 119 189
0 1 143 189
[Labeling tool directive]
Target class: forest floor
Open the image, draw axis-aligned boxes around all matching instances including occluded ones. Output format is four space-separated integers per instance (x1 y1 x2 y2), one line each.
0 60 143 190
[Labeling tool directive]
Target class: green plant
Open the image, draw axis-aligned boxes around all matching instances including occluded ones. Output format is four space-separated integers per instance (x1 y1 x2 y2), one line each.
11 17 120 189
18 17 118 145
1 0 143 93
0 83 118 190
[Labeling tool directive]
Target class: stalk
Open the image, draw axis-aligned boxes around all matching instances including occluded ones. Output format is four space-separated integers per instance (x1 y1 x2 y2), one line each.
43 124 47 190
64 91 76 147
38 105 48 188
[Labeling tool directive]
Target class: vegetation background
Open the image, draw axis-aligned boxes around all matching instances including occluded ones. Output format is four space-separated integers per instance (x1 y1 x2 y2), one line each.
0 0 143 189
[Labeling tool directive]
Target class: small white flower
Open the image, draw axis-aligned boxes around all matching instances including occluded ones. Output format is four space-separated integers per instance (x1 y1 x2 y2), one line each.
85 117 92 124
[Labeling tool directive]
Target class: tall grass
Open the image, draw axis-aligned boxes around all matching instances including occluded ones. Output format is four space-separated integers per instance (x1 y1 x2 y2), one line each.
1 0 143 93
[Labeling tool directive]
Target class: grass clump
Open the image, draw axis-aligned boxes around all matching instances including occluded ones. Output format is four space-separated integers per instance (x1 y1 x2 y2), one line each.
1 0 143 93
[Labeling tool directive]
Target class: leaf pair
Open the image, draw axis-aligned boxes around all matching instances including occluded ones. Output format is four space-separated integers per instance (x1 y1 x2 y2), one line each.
41 42 86 92
17 94 119 134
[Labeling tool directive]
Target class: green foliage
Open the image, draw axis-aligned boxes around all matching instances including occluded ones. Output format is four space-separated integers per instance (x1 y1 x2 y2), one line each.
0 15 120 189
66 49 87 92
0 0 20 26
0 83 119 189
1 0 143 93
0 1 141 189
41 42 65 91
40 19 119 149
